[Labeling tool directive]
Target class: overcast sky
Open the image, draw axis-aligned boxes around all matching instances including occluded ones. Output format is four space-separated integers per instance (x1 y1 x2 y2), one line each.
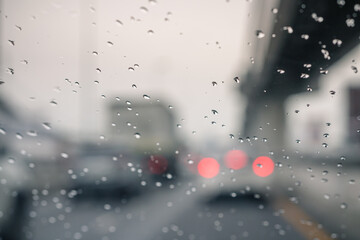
1 0 278 148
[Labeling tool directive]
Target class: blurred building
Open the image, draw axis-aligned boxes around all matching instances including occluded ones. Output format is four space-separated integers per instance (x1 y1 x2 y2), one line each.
286 44 360 159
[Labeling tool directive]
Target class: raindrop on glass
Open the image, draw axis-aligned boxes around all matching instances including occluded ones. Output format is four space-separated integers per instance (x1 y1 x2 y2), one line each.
256 30 265 39
300 73 309 79
140 6 148 13
42 122 51 130
115 19 123 26
351 66 358 73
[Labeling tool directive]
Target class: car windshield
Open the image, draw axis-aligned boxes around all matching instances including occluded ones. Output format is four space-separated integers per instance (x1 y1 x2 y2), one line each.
1 1 360 240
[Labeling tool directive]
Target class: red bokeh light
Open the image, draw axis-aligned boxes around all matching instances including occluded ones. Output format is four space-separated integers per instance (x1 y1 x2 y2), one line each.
197 158 220 179
252 156 274 177
148 155 168 174
224 150 248 170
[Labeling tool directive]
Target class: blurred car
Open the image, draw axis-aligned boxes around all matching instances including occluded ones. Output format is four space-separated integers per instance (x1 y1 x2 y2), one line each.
195 142 276 199
71 144 145 195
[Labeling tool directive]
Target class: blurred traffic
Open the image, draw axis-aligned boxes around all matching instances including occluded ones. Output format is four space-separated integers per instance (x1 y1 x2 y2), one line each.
1 0 360 240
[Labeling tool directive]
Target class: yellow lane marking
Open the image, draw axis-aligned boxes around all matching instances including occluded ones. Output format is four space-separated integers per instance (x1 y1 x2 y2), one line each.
273 197 332 240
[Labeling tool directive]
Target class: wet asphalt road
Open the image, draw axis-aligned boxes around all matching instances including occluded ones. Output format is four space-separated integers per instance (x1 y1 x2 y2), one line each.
19 182 305 240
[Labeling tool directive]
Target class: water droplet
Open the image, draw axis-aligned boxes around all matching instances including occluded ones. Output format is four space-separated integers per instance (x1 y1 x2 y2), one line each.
128 67 135 72
321 49 331 60
132 84 137 88
283 26 293 34
16 133 23 139
311 13 324 23
323 133 329 137
340 156 346 161
211 109 218 115
351 66 358 73
7 68 14 75
27 130 37 137
50 100 58 106
168 105 173 109
346 18 355 28
229 134 235 139
143 94 150 100
42 122 51 130
255 30 265 39
19 60 29 65
234 77 240 83
277 69 285 74
349 179 355 184
296 139 301 143
329 90 336 95
176 124 182 128
147 30 154 35
340 203 347 209
320 69 328 75
92 51 98 56
250 57 255 64
271 8 278 14
256 163 263 168
332 39 342 47
295 110 300 113
96 68 101 73
134 133 141 139
322 170 328 175
187 159 194 164
322 143 328 148
326 122 331 126
107 41 114 46
115 19 123 26
212 81 217 86
0 128 6 135
300 73 309 79
61 153 69 158
307 86 313 92
8 40 15 46
301 34 309 40
140 6 148 13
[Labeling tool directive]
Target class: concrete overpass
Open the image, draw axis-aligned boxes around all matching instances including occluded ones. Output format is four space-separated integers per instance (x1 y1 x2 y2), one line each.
240 0 360 151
